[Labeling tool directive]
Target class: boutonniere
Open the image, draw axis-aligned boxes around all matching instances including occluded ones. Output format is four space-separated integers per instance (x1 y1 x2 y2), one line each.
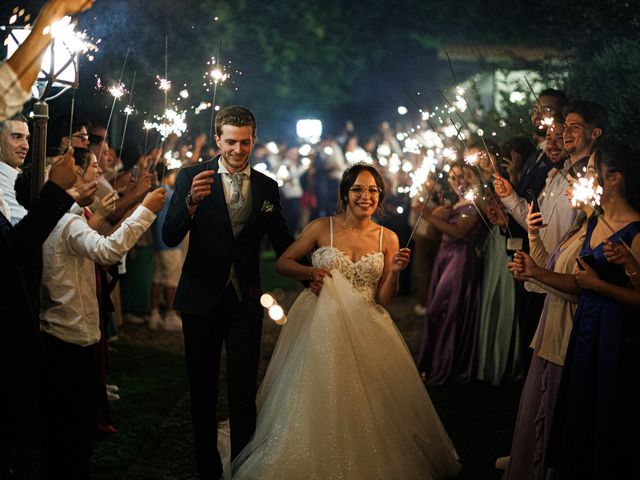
261 200 275 213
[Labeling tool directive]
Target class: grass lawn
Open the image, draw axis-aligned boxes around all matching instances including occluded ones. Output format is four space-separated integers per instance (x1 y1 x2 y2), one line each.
90 251 521 479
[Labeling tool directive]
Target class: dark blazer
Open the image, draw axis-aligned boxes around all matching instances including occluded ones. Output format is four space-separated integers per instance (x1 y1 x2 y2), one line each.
0 182 74 362
163 157 295 317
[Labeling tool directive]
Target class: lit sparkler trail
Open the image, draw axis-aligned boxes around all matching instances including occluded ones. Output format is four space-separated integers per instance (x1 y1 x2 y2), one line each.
118 70 137 160
207 40 228 149
0 0 96 100
463 187 497 239
97 48 131 167
402 89 453 247
440 91 500 175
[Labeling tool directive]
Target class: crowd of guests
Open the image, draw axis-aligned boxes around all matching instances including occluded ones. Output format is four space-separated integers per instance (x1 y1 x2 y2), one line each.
247 91 639 479
1 1 639 479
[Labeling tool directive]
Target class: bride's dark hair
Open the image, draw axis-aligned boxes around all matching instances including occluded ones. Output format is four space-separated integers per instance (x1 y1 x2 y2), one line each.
335 163 386 215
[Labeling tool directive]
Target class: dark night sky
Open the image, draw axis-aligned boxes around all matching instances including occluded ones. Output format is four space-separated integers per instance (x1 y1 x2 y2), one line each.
2 0 638 143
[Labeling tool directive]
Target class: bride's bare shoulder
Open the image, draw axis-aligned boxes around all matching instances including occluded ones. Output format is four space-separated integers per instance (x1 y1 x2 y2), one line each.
298 217 332 240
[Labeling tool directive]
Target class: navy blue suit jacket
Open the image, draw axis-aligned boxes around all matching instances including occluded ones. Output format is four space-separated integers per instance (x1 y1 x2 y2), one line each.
162 157 295 318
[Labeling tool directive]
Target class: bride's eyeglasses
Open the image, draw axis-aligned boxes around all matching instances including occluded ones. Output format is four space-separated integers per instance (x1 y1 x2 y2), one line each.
349 185 382 196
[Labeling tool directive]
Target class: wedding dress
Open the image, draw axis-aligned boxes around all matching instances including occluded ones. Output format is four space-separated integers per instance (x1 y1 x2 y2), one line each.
228 218 462 479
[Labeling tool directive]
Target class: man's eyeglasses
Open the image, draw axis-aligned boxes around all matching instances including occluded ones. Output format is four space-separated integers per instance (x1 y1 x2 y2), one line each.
349 185 382 196
529 106 554 115
72 133 90 141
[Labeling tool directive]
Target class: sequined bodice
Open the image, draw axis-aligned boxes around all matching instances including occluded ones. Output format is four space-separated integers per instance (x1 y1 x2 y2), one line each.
311 246 384 303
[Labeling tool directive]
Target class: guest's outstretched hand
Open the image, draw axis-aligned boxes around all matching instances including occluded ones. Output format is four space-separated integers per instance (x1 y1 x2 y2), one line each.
492 173 513 198
508 251 538 281
142 187 166 213
49 147 78 191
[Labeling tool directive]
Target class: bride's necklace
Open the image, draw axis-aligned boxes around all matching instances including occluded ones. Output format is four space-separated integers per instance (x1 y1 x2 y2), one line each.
342 217 370 232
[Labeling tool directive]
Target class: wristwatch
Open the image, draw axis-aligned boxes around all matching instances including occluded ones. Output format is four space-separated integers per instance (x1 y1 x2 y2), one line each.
185 193 196 206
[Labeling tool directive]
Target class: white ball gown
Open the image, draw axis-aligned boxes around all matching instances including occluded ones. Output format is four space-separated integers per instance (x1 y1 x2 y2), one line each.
228 224 462 479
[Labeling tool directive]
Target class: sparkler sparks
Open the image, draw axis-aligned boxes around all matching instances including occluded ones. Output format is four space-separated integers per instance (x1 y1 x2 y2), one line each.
464 152 479 166
157 76 171 91
146 108 188 140
43 16 99 60
108 82 126 99
571 176 602 208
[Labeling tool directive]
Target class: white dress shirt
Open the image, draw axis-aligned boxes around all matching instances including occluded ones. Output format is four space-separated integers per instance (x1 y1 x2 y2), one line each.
0 63 32 122
0 161 28 225
501 158 578 253
40 204 156 346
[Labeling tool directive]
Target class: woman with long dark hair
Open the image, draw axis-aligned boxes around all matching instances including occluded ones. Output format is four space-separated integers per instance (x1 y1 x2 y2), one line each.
547 144 640 479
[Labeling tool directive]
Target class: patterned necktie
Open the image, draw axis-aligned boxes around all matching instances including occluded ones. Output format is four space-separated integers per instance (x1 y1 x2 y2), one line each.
228 172 245 219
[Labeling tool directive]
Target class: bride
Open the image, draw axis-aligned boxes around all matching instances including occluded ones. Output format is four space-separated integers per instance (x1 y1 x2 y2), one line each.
228 164 462 479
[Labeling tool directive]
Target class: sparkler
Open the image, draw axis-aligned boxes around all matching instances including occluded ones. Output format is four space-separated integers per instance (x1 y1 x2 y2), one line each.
568 174 640 265
448 119 515 240
118 71 137 161
0 1 97 99
463 187 497 240
207 41 229 149
523 76 555 131
97 47 130 167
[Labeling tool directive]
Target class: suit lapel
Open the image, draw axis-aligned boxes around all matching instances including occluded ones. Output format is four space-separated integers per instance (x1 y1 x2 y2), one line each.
236 168 262 239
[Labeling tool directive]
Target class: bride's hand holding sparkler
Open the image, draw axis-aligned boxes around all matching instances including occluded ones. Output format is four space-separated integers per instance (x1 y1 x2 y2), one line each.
508 251 539 282
492 173 513 198
390 248 411 273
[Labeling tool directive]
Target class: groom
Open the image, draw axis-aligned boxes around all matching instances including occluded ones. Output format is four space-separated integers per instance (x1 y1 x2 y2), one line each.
163 106 295 479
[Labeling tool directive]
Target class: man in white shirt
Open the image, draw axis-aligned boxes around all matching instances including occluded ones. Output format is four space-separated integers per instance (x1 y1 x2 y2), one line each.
0 113 30 224
39 148 165 478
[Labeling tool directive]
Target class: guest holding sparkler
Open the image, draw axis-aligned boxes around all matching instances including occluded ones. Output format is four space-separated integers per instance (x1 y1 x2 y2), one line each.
493 104 604 374
490 90 567 379
37 148 165 478
547 143 640 479
0 0 95 121
468 142 521 387
0 147 77 480
503 164 594 479
416 162 484 385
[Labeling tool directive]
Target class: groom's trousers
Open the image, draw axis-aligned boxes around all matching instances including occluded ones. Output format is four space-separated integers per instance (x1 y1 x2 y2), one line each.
182 285 263 479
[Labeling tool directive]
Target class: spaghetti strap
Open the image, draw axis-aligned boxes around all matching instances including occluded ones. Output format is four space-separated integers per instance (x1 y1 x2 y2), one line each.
330 217 334 247
379 225 384 252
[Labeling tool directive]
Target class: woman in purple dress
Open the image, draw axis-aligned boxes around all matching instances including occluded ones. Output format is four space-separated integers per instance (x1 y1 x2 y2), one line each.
416 163 484 385
547 144 640 479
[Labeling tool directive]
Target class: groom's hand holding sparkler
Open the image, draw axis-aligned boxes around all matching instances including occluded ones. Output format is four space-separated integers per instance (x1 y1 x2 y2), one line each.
492 173 513 198
185 170 215 215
